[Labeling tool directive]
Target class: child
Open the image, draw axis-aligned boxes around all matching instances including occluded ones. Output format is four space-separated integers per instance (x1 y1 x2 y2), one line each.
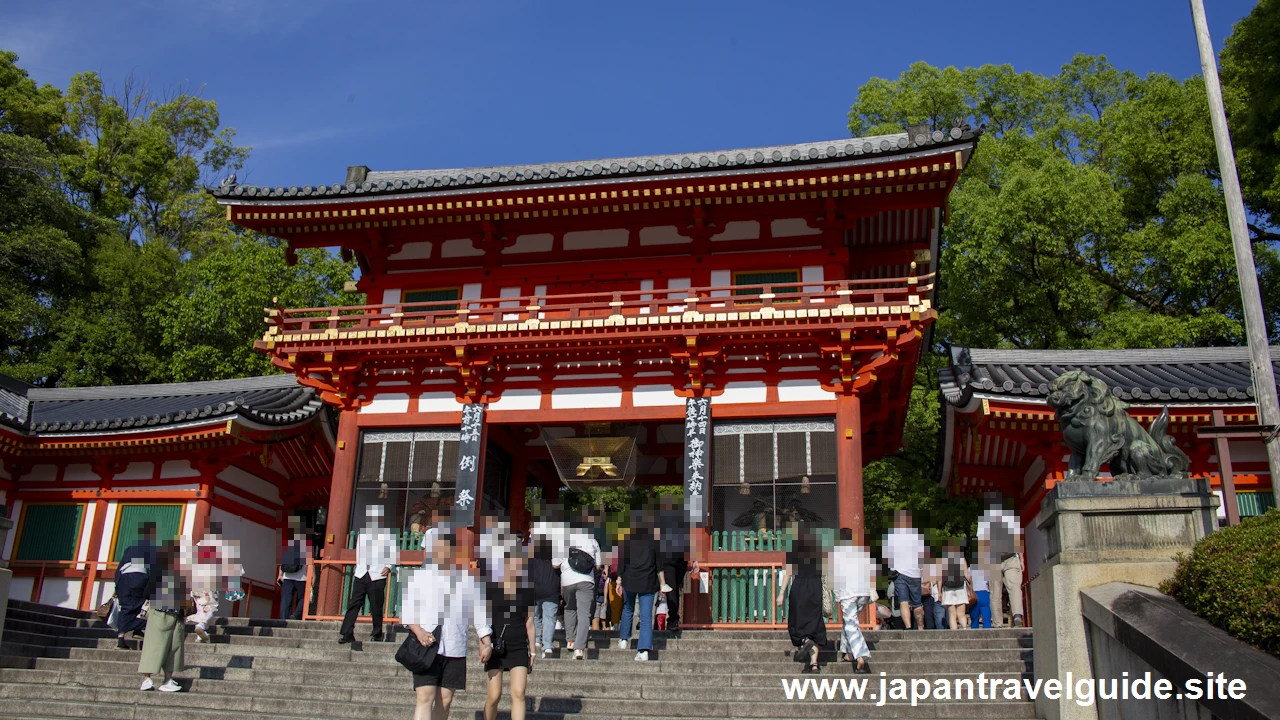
655 594 669 631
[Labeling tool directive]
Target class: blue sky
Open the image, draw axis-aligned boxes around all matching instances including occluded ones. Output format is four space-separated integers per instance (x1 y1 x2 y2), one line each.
1 0 1260 189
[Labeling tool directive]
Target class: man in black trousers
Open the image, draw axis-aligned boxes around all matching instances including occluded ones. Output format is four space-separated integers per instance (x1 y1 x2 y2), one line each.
656 496 699 635
338 505 399 644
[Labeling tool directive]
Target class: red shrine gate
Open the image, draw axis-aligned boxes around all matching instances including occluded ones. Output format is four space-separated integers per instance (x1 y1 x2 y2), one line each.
215 127 981 623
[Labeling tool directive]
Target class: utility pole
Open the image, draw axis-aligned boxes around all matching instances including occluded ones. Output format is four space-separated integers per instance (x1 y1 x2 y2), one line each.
1189 0 1280 510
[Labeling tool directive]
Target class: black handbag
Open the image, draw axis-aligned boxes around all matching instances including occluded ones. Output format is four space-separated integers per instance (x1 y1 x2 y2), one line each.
568 547 595 574
491 624 509 656
395 625 442 674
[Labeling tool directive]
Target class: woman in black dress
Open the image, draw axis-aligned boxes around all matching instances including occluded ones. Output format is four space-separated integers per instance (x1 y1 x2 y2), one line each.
483 547 537 720
777 525 828 673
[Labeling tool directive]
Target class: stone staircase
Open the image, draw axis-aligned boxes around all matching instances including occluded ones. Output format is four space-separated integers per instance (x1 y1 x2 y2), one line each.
0 599 1036 719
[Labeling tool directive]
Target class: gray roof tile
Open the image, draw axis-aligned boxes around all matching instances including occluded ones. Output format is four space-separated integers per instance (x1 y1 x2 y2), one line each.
0 373 324 435
210 127 981 202
939 345 1280 407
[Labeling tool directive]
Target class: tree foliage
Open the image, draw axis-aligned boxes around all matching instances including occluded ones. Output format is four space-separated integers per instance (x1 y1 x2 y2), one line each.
1221 0 1280 234
0 51 358 387
849 54 1280 540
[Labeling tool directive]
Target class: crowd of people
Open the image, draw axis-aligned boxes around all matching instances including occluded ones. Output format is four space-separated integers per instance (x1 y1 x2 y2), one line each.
102 498 1025 706
778 505 1027 676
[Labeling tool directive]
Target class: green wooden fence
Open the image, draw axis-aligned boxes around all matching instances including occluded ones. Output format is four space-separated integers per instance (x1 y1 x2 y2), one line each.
708 566 838 625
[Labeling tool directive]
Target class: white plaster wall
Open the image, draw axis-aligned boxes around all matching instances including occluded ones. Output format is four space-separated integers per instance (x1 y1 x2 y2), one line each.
219 466 283 507
91 579 115 607
417 392 461 413
500 286 522 321
772 218 821 237
2 499 21 560
551 386 623 409
39 578 82 609
713 381 769 405
115 462 153 481
9 577 33 603
487 389 542 412
639 226 689 246
382 288 402 306
75 503 96 562
711 220 759 241
24 465 56 482
462 283 483 303
181 501 196 538
210 507 278 584
777 379 832 402
161 458 200 476
709 271 732 303
360 394 411 414
666 278 690 312
441 238 484 258
564 228 628 250
98 501 119 563
388 242 432 260
802 265 824 293
632 385 685 407
63 464 97 482
507 233 553 254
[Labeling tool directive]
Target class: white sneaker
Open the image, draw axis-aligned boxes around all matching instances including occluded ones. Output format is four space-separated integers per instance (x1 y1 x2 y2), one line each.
573 649 584 660
566 640 575 650
158 679 181 693
634 650 649 662
617 638 628 650
139 677 154 691
542 648 553 659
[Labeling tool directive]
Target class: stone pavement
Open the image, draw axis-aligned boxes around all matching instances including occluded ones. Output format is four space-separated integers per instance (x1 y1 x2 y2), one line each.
1 600 1036 719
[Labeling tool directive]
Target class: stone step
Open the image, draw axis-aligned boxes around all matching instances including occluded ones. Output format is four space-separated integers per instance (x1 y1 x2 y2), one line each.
5 601 94 621
0 667 1034 705
0 682 1038 718
25 652 1032 679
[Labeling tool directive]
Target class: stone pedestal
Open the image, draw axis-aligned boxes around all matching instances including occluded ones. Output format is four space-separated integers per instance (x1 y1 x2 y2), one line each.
1030 478 1218 720
0 515 12 647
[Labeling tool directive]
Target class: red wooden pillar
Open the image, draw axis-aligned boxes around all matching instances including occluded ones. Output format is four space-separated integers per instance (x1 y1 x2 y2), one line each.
1211 410 1240 526
836 392 865 544
319 408 360 616
190 456 224 543
508 448 528 533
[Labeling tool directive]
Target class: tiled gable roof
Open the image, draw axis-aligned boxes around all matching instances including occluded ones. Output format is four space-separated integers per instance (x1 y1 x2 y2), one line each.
0 373 324 435
210 127 980 202
939 345 1280 407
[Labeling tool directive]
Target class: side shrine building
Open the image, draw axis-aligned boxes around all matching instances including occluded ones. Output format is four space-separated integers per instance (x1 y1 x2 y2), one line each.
938 345 1280 580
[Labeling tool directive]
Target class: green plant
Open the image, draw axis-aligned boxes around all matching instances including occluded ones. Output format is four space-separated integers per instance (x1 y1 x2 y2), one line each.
1160 509 1280 656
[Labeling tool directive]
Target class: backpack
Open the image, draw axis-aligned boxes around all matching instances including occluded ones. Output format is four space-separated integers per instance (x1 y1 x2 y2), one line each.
281 541 304 574
941 558 966 590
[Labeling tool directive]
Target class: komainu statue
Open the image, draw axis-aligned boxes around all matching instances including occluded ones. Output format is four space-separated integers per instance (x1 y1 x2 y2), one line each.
1045 370 1191 483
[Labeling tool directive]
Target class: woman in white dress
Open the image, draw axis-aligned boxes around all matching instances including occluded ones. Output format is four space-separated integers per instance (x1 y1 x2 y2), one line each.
938 543 970 631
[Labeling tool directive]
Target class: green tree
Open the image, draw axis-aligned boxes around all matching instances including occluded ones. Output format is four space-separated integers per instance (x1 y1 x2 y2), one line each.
849 55 1280 541
1 50 357 387
1221 0 1280 232
159 233 361 382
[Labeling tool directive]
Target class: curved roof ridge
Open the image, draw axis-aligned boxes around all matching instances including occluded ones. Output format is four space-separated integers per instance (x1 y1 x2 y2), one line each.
26 373 299 402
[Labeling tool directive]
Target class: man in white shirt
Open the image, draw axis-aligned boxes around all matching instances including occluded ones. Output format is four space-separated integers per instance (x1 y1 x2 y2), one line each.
554 526 601 659
402 529 493 720
977 504 1025 628
829 528 875 673
881 510 926 630
338 505 399 644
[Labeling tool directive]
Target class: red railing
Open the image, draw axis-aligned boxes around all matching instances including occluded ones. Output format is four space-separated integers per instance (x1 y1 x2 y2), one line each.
266 274 935 338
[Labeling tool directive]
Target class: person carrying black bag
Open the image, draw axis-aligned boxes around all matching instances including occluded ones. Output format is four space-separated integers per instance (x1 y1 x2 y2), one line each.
401 528 493 720
482 533 536 720
114 521 159 649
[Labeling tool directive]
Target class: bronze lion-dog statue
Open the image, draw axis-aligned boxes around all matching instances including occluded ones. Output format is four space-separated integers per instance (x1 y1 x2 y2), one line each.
1045 370 1191 483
